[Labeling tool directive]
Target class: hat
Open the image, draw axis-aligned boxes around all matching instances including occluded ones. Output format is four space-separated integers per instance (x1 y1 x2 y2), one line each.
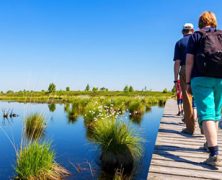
183 23 194 30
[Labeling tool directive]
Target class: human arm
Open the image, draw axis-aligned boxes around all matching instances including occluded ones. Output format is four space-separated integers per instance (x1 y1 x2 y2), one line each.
174 60 181 82
173 41 181 83
185 54 194 94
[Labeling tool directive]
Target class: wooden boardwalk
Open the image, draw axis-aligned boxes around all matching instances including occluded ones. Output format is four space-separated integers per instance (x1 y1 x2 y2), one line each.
148 99 222 180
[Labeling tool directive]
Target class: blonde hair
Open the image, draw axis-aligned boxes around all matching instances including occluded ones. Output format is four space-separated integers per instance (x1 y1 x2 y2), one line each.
198 11 217 29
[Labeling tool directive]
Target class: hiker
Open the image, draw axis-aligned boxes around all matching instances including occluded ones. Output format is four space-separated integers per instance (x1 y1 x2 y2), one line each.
192 97 197 121
176 80 183 116
186 11 222 167
173 23 195 134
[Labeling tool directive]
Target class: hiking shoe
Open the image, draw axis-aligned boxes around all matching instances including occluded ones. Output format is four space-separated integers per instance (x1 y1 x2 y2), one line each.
203 142 209 152
176 112 181 116
181 128 193 135
204 155 222 167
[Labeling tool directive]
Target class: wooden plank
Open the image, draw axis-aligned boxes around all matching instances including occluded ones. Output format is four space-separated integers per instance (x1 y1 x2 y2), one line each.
149 165 221 180
151 158 222 172
148 173 211 180
147 99 222 180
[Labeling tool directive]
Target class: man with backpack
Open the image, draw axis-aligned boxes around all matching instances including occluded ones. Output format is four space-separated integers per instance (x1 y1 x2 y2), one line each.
186 11 222 167
174 23 195 135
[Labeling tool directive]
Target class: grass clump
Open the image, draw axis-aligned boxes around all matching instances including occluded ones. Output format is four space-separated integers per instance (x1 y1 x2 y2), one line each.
128 100 145 116
128 100 145 124
25 113 46 140
67 102 84 123
93 118 143 174
84 102 106 127
16 142 69 179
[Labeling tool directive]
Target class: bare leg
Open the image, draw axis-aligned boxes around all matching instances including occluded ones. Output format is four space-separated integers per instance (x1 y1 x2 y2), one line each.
215 121 218 134
202 121 218 147
193 108 197 121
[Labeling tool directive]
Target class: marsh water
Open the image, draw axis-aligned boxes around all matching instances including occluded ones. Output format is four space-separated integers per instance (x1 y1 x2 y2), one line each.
0 101 163 179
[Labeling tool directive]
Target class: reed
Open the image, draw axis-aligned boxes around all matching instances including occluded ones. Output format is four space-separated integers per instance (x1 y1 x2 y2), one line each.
25 113 46 140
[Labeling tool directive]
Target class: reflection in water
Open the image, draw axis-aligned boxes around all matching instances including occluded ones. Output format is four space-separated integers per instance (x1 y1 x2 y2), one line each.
48 104 56 112
67 103 85 124
0 101 163 180
1 118 14 126
64 103 70 113
158 100 166 107
85 126 95 142
146 106 152 113
130 113 144 125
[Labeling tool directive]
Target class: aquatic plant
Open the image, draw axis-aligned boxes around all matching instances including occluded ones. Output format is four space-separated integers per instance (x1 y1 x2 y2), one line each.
84 102 106 127
48 103 56 112
93 119 143 173
64 103 70 113
16 142 69 179
25 113 46 140
128 100 145 116
158 99 166 107
99 168 131 180
145 105 152 112
67 102 81 123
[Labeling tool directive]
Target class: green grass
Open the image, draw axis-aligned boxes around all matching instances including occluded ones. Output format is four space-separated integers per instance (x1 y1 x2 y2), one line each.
0 90 173 103
25 113 46 140
84 102 107 127
128 100 145 115
93 118 143 173
16 142 69 179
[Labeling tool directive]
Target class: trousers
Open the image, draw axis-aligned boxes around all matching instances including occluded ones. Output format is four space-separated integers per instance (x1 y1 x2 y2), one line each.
180 66 195 133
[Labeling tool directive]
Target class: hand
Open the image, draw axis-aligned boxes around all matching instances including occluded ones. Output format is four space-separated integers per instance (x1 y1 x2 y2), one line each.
186 84 192 94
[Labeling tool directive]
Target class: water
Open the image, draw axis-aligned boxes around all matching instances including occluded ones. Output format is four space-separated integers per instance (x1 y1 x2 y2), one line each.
0 101 163 179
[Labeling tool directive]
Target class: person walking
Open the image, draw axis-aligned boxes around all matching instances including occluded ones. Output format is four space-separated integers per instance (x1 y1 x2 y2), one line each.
186 11 222 167
176 80 183 116
174 23 195 134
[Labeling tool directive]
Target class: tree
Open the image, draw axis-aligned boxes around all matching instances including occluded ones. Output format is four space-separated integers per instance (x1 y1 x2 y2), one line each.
48 83 56 93
171 86 176 93
162 88 168 93
129 86 134 92
66 87 70 91
123 85 129 92
6 90 14 94
100 87 107 91
92 87 98 92
85 84 90 91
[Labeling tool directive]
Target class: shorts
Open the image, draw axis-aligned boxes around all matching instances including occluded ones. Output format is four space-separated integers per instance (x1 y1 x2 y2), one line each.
191 77 222 126
177 99 183 105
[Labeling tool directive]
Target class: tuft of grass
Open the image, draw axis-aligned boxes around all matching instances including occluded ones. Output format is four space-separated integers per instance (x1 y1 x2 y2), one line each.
128 100 145 116
84 102 106 126
16 142 70 179
158 99 166 107
93 118 143 173
25 113 46 140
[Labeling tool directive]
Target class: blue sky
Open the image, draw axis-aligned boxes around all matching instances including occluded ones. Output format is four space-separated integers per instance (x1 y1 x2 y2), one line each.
0 0 222 91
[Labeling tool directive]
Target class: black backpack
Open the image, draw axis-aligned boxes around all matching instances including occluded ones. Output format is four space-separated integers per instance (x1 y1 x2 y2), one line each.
195 29 222 78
